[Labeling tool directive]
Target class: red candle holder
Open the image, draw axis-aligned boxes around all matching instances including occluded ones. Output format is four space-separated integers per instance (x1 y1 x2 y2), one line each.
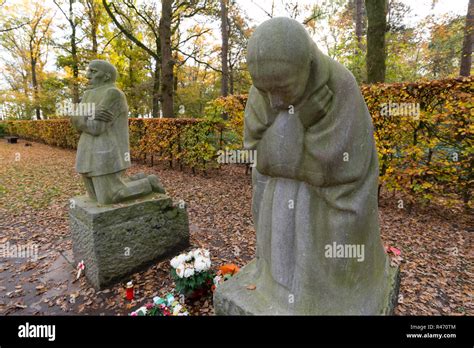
126 281 134 301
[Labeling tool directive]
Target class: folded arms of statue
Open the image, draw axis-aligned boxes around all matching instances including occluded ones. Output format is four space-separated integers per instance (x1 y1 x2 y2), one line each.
244 85 371 190
70 89 121 136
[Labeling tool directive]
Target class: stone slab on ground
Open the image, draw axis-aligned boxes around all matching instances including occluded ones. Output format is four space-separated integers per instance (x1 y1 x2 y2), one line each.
214 259 400 315
69 193 189 289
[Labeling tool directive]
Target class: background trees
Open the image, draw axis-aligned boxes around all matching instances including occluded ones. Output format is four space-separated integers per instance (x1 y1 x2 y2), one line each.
365 0 387 83
0 0 53 119
0 0 471 120
460 0 473 76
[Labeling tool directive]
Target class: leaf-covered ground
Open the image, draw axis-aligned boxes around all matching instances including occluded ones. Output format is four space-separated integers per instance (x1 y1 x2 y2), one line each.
0 140 471 316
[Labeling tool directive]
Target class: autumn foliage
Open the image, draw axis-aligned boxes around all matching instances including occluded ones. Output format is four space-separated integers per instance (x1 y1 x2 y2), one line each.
204 94 246 148
2 77 472 208
128 118 223 171
3 118 224 172
205 77 473 209
363 76 473 209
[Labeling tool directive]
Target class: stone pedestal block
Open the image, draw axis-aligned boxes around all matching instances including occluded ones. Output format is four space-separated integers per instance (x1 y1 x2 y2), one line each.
69 193 189 289
214 259 400 315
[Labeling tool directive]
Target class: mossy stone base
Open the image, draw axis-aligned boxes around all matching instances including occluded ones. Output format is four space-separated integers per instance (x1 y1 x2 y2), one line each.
214 259 400 315
69 193 189 289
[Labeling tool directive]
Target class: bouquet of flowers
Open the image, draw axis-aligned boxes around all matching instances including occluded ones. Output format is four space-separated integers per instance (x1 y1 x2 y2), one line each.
212 264 240 292
129 293 189 316
170 248 213 298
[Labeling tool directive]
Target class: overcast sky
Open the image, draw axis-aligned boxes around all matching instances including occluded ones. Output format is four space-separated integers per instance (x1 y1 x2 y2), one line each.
0 0 470 89
242 0 468 25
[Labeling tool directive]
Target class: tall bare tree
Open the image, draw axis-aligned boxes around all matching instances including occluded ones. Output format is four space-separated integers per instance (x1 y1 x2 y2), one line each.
1 2 52 119
54 0 81 103
160 0 174 117
227 2 252 95
29 9 52 119
84 0 102 57
355 0 365 53
460 0 473 76
0 0 30 34
104 0 212 118
220 0 229 97
103 0 162 117
365 0 387 83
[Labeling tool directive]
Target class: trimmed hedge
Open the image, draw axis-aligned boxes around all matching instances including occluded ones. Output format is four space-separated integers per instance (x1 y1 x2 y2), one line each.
363 77 473 209
200 77 473 208
2 76 472 208
129 118 224 171
3 119 80 148
3 118 224 172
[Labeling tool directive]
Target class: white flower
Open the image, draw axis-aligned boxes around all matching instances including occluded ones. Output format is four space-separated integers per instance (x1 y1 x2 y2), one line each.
133 306 147 316
172 304 182 315
183 267 195 278
176 263 185 278
213 275 222 286
191 249 202 258
191 248 210 259
184 252 193 261
194 256 210 272
170 253 188 269
170 256 181 269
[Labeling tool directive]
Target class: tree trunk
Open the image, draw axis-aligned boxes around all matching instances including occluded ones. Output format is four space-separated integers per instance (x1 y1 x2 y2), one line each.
460 0 473 76
220 0 229 97
229 63 234 95
92 31 98 56
90 14 98 56
70 0 79 103
30 55 41 120
85 0 99 56
365 0 387 83
152 60 160 118
160 0 174 118
71 30 79 103
127 49 136 116
355 0 364 53
173 52 179 92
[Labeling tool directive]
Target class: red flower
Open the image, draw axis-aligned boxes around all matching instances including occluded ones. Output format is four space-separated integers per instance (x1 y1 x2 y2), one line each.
386 246 401 256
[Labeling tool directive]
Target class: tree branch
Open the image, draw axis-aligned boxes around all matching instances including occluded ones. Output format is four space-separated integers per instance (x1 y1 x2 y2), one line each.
175 47 220 72
102 0 159 60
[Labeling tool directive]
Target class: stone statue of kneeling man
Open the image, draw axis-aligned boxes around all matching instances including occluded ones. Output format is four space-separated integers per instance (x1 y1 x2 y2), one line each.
67 59 164 204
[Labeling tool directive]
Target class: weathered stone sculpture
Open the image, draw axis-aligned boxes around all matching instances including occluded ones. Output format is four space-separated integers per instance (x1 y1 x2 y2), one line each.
68 60 189 289
69 59 164 205
214 18 399 315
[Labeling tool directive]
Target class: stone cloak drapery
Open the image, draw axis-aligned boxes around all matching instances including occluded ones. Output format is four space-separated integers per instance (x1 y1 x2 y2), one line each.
244 42 394 314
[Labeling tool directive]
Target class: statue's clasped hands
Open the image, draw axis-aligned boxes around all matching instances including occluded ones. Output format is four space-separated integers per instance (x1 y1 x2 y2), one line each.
61 103 113 122
91 107 114 122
